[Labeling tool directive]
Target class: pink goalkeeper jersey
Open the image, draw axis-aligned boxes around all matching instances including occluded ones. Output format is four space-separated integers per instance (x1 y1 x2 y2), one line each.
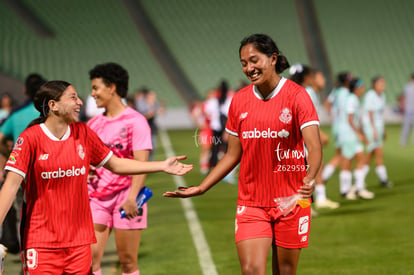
4 122 112 249
87 107 152 198
226 78 319 207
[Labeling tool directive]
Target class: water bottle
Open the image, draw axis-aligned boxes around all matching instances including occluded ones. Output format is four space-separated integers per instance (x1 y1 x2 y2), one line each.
120 186 153 218
0 244 6 274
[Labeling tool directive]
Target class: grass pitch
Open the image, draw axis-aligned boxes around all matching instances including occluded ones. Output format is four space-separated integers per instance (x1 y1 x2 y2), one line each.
134 124 414 275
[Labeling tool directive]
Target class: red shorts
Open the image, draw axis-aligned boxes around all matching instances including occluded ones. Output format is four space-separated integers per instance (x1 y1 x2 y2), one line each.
22 245 92 274
235 205 311 249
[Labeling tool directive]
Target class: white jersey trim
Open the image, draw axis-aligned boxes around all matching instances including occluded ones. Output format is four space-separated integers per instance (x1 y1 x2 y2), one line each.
225 128 238 136
253 77 287 100
40 123 71 141
96 151 113 168
300 121 319 131
4 166 26 179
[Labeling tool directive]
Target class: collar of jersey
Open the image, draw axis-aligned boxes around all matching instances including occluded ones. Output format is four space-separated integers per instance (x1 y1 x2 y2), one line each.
40 123 71 141
253 77 286 101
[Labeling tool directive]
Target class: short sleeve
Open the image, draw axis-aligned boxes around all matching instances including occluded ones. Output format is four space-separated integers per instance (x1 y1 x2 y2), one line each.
347 96 358 114
132 114 152 151
327 90 335 104
296 90 320 131
225 97 239 136
84 125 112 167
363 92 376 111
4 132 32 178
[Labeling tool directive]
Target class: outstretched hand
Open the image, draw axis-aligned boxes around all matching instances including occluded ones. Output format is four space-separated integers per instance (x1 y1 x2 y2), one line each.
163 186 203 198
163 155 193 175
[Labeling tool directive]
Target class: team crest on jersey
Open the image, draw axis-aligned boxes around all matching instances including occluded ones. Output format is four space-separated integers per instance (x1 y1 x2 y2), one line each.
12 137 24 150
279 108 292 124
77 144 85 160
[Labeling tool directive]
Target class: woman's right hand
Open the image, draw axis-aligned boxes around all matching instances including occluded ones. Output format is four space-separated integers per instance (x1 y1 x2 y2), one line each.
163 186 203 198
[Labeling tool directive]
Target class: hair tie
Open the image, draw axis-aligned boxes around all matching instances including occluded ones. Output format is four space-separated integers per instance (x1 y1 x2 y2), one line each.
289 63 303 76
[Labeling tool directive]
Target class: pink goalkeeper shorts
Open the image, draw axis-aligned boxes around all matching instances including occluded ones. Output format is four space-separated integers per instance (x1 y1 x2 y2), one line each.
89 186 148 230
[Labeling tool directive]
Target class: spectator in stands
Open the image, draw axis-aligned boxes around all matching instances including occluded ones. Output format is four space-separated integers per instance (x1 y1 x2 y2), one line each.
0 93 14 125
290 64 339 209
88 63 153 275
164 33 321 275
0 73 46 255
340 78 374 199
361 76 392 188
400 74 414 146
135 88 163 161
322 72 352 183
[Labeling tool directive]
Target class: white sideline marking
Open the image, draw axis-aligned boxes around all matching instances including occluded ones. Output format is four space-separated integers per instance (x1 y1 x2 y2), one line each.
159 129 218 275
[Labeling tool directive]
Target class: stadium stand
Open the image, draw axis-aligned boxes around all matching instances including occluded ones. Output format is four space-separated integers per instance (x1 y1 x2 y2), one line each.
1 0 308 108
0 0 183 107
140 0 309 95
314 0 414 105
1 0 412 113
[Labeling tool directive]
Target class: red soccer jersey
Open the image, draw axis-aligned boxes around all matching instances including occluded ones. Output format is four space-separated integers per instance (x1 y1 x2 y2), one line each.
5 122 112 249
226 78 319 207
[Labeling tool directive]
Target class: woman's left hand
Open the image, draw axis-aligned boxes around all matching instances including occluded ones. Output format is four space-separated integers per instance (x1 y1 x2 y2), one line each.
298 177 315 199
120 198 140 219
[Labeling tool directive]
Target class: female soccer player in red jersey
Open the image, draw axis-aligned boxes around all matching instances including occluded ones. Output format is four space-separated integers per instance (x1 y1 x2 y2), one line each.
164 34 322 275
0 81 192 275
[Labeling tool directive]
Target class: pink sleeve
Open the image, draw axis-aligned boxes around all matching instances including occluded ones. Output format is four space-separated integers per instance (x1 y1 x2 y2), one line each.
84 124 112 167
132 114 153 151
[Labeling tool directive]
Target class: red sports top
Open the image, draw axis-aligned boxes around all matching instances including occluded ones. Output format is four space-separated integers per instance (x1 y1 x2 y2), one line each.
226 78 319 207
5 122 112 249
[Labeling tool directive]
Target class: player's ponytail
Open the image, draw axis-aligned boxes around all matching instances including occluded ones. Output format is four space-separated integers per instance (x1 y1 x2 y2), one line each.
28 80 71 128
275 54 290 74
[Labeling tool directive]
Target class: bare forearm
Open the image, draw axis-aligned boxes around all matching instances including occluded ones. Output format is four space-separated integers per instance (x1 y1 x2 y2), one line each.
104 157 164 175
306 146 322 179
128 150 149 199
302 125 322 180
199 153 240 193
0 173 22 224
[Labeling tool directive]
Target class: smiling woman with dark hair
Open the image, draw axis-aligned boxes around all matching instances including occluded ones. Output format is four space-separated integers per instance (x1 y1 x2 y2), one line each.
0 80 192 274
164 34 322 275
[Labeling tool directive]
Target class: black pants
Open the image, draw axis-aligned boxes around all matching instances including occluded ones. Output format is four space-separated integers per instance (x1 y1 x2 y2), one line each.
209 130 225 168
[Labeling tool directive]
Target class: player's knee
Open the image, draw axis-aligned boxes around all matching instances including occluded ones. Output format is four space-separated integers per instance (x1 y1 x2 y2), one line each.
277 263 297 275
240 262 264 275
119 255 138 273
